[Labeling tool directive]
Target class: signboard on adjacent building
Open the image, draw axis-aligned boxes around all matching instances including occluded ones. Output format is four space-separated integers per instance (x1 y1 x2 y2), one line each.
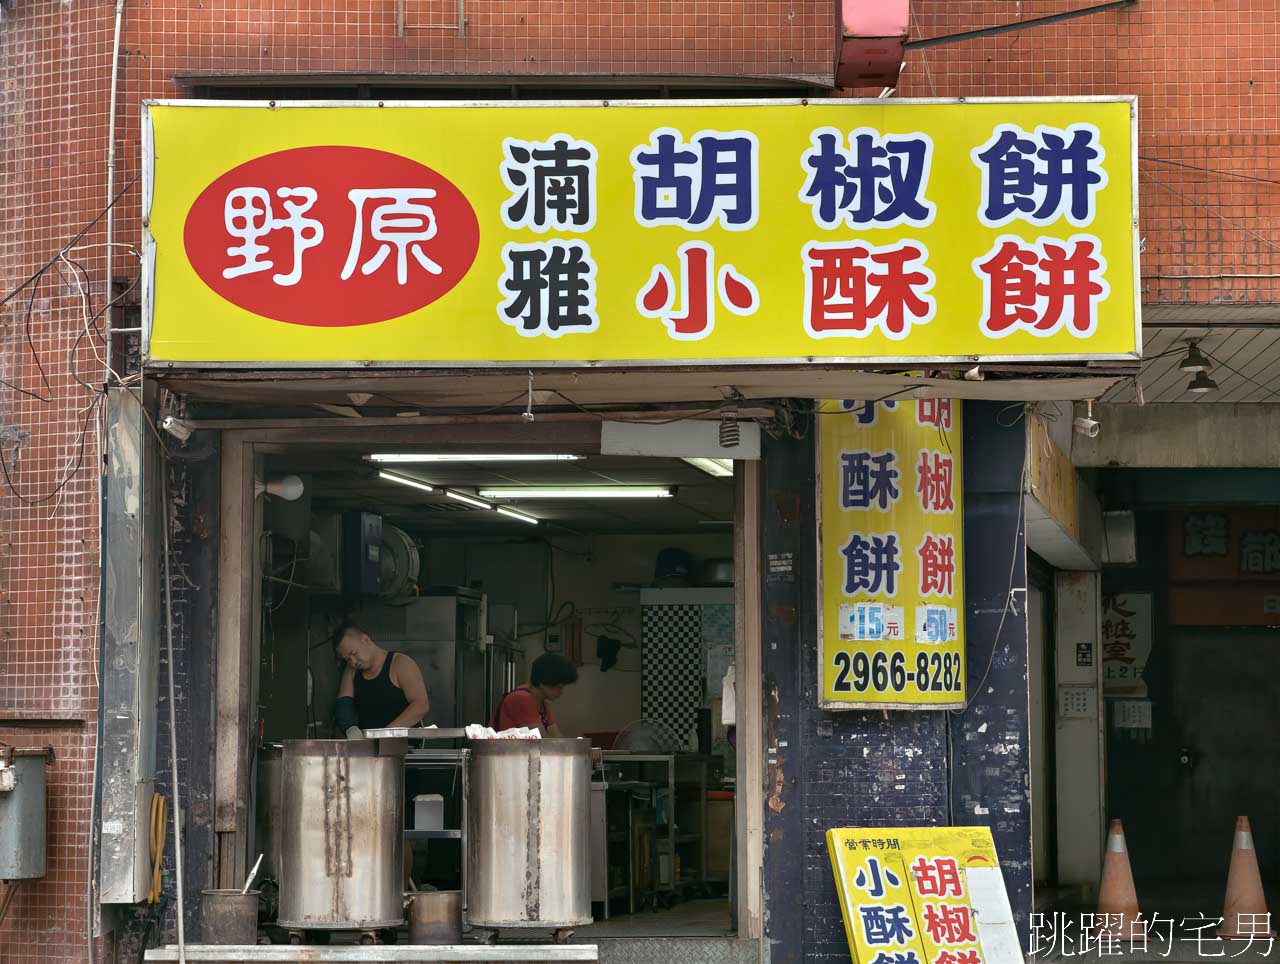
827 825 1023 964
817 398 965 709
142 98 1139 367
1101 592 1151 695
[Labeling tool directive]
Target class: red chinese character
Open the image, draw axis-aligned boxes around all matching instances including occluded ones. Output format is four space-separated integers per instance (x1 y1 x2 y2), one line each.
804 241 935 339
919 535 956 597
912 856 964 897
917 452 955 513
934 950 982 964
637 241 757 340
923 904 977 945
975 236 1107 338
917 399 953 431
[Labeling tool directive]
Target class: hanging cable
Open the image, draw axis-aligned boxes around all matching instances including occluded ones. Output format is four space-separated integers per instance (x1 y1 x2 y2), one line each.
159 452 187 963
149 792 168 905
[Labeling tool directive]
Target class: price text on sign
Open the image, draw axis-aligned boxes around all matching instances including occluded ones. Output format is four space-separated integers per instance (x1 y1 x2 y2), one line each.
818 398 965 709
827 826 1023 964
143 99 1138 366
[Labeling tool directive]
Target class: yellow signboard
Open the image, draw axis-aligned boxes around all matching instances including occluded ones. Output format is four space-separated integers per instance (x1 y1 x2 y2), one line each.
827 826 1021 964
142 98 1138 367
817 397 964 709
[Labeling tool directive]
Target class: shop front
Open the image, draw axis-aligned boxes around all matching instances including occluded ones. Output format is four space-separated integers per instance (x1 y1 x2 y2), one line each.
108 96 1140 962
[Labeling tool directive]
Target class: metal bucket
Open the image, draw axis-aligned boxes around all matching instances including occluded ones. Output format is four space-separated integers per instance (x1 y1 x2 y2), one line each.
408 890 463 944
0 744 53 880
255 743 283 882
466 738 591 928
201 889 260 944
277 738 406 931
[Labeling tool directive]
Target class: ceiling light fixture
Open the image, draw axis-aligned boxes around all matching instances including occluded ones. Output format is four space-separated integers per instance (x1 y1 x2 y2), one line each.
683 457 734 478
1187 370 1219 394
1179 340 1211 373
444 489 495 510
496 506 540 525
477 486 674 500
377 470 436 494
366 453 583 463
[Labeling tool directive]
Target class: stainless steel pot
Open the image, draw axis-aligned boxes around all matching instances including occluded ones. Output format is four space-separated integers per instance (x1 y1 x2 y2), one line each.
277 738 406 931
466 738 591 928
255 743 283 882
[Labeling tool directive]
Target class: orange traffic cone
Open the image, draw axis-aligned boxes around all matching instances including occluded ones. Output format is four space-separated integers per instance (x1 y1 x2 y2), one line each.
1219 816 1276 940
1096 819 1142 941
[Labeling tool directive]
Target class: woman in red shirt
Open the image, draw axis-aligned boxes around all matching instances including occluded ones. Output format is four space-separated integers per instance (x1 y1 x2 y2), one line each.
492 653 579 736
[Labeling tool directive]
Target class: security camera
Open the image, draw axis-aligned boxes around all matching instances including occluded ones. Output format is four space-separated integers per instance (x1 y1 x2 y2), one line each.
160 415 194 442
1073 416 1101 438
1073 399 1100 438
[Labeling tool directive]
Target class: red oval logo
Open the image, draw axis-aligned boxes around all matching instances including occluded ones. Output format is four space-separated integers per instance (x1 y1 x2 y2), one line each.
184 146 480 327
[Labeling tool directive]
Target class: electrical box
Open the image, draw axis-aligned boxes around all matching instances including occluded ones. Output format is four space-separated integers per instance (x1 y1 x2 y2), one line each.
342 511 383 597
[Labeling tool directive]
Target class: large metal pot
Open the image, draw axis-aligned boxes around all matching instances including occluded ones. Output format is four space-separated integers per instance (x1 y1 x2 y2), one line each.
277 739 406 931
466 738 591 928
255 743 283 883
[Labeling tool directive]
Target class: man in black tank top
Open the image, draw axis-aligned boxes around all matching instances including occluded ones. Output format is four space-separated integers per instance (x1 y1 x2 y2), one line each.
333 623 430 738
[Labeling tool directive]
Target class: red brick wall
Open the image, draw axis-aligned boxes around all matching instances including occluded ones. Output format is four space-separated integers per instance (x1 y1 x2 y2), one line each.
1 0 1275 959
897 0 1280 306
0 724 96 963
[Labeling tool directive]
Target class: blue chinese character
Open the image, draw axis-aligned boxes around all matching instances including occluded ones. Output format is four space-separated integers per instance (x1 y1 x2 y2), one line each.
972 123 1107 227
860 904 916 946
801 127 934 229
841 451 900 510
841 399 898 426
870 954 922 964
854 856 902 899
632 128 758 230
842 533 901 596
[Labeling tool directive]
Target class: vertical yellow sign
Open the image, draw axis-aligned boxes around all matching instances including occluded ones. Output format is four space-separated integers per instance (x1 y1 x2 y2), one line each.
818 398 965 708
827 826 1022 964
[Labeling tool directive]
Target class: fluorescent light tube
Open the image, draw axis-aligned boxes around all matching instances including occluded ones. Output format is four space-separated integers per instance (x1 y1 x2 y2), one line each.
477 486 674 499
683 457 734 478
444 489 495 510
366 453 583 463
378 471 435 494
496 506 540 525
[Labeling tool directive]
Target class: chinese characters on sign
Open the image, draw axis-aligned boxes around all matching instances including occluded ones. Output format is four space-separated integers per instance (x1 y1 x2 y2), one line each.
821 397 965 709
1169 509 1280 626
147 100 1138 364
828 826 1023 964
1101 593 1152 696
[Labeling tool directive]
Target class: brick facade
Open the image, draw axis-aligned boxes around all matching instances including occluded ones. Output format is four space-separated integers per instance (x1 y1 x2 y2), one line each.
0 0 1272 959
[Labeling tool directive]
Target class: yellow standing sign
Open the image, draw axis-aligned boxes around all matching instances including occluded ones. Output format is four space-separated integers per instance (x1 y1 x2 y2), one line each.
817 397 965 709
827 826 1022 964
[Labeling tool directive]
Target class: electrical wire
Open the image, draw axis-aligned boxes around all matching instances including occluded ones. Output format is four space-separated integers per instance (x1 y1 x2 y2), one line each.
549 389 728 425
158 451 188 959
1201 348 1280 402
0 391 103 505
148 792 168 905
950 405 1031 716
1140 174 1280 254
1139 154 1280 190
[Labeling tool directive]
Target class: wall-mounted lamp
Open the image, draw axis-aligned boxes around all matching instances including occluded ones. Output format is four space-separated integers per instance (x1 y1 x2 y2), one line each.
254 474 305 501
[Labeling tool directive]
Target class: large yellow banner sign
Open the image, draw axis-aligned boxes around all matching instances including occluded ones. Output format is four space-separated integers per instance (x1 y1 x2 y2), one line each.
827 826 1023 964
143 98 1138 366
818 397 964 709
